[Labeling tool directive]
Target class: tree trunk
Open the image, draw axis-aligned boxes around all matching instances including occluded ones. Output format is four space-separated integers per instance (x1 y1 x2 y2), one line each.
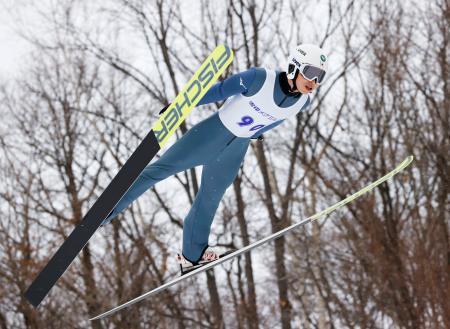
233 176 259 328
254 142 291 329
206 271 225 328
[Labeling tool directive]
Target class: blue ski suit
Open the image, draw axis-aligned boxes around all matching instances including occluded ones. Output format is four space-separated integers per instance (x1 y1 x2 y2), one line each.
103 67 311 263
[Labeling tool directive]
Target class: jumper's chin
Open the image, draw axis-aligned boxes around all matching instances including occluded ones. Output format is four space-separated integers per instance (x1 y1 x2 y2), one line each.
298 83 313 94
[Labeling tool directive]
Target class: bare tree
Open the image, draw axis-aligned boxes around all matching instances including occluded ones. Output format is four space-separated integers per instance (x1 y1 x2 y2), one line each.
0 0 447 328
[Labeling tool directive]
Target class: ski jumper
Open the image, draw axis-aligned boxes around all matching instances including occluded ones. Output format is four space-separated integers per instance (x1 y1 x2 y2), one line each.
102 67 311 263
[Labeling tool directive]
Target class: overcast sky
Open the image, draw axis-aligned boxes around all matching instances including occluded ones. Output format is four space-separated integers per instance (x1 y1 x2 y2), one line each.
0 18 24 79
0 1 31 80
0 0 326 81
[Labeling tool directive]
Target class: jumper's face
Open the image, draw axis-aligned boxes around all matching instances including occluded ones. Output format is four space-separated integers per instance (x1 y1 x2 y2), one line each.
295 73 319 94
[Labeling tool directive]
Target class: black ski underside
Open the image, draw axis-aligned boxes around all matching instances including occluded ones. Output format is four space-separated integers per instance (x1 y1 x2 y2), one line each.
25 130 160 308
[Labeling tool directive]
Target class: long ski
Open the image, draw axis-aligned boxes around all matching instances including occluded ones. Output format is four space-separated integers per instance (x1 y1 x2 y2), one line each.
25 45 234 308
90 155 414 321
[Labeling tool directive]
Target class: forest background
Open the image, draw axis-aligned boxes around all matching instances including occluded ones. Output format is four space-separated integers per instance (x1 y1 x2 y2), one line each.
0 0 448 328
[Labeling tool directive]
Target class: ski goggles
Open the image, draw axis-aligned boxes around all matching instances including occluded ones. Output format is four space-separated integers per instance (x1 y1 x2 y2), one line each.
297 63 326 84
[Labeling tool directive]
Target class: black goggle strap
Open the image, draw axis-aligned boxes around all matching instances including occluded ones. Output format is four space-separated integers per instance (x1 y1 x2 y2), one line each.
287 64 300 92
288 63 296 76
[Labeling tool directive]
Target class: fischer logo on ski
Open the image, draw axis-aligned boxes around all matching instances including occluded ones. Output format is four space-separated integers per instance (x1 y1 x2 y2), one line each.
153 46 232 147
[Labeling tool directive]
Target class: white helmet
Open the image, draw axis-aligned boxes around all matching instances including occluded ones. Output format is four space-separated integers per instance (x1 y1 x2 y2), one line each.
286 44 328 84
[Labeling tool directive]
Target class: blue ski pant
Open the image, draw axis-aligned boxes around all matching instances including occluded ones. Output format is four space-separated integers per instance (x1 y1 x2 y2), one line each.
103 113 250 263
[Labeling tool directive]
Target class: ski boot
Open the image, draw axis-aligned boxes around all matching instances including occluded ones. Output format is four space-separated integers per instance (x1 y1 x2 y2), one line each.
177 247 234 275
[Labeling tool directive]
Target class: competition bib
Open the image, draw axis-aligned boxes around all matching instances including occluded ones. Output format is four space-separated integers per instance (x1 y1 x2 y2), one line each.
218 69 308 137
